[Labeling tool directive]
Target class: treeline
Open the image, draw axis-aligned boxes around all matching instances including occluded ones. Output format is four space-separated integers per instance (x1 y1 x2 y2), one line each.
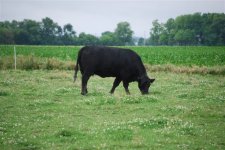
0 13 225 46
148 13 225 46
0 17 133 46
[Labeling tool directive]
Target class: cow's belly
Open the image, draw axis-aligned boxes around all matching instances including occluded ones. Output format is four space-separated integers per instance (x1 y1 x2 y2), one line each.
94 69 118 78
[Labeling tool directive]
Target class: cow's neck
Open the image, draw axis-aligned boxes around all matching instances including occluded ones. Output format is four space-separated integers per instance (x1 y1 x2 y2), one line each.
137 64 147 78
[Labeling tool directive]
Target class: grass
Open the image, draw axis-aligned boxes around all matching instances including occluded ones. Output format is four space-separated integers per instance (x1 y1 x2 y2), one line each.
0 45 224 149
0 70 225 149
0 45 225 66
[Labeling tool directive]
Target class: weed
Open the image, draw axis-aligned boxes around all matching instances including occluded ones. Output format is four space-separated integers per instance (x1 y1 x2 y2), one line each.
0 91 8 96
57 130 73 137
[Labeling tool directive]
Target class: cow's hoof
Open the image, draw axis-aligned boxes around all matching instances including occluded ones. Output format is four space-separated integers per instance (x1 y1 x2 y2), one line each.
81 92 87 95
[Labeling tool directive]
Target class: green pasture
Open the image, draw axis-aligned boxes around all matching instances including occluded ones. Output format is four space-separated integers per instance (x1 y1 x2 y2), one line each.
0 70 224 149
0 45 225 149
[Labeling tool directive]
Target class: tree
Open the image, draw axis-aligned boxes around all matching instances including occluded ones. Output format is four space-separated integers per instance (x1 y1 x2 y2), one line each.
14 30 30 44
149 20 164 45
61 23 76 45
40 17 59 45
165 18 175 45
100 31 116 46
174 13 202 45
78 32 99 45
138 37 145 46
16 19 41 44
114 22 133 45
174 29 195 45
0 28 14 44
149 13 225 45
159 32 168 45
0 21 17 44
202 13 225 45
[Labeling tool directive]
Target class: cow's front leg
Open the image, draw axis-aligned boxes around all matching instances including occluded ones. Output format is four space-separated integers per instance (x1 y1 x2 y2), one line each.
110 78 121 94
123 81 130 95
81 73 90 95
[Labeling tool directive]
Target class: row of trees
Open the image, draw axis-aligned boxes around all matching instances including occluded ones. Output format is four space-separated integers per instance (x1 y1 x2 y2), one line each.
0 17 134 46
149 13 225 45
0 13 225 45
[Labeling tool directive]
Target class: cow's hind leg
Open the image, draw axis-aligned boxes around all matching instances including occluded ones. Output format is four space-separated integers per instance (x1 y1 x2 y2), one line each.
123 81 130 95
110 78 121 94
81 72 90 95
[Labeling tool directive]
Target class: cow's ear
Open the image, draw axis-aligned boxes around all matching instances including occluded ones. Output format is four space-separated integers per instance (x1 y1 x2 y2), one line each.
150 78 155 83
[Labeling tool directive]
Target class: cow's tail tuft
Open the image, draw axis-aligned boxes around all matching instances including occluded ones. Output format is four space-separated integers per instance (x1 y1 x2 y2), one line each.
74 64 79 82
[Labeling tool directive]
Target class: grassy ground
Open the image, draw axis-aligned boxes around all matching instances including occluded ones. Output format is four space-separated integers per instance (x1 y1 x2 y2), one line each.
0 70 224 149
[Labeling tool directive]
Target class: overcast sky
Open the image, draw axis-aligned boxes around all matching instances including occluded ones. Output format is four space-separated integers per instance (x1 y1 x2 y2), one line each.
1 0 225 37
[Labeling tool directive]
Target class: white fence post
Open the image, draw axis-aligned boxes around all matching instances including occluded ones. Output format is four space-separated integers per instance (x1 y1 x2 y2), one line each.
14 46 16 70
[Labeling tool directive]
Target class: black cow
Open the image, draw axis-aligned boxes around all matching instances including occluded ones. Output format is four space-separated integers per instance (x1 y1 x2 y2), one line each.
74 46 155 95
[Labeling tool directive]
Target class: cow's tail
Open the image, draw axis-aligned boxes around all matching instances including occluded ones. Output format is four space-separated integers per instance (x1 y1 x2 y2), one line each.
73 50 81 82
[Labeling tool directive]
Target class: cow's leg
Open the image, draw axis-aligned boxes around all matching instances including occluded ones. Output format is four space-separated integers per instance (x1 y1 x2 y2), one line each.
81 72 90 95
110 78 121 94
123 81 130 95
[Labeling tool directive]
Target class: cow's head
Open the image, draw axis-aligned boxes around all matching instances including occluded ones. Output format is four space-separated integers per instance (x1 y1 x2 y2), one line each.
138 75 155 94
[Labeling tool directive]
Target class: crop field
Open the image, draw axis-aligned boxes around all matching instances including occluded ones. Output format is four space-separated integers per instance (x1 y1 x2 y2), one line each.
0 45 225 149
0 45 225 66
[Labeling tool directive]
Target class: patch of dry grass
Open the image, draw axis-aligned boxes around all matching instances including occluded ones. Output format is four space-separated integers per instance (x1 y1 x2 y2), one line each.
1 56 224 75
146 64 225 75
0 55 74 70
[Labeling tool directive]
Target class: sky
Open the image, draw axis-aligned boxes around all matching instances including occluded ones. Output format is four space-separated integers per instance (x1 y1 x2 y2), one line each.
0 0 225 37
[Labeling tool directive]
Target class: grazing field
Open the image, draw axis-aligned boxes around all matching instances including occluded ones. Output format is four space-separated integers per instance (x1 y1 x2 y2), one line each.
0 45 225 66
0 45 225 149
0 70 224 149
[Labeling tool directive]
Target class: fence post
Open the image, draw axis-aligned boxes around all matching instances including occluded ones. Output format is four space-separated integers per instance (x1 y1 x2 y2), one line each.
14 46 16 70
